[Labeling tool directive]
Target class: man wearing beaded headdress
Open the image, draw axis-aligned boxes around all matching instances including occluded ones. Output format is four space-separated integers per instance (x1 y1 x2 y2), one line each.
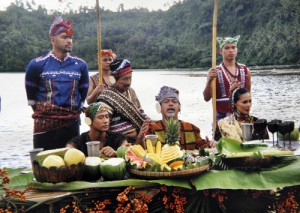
25 16 89 150
86 49 117 104
137 86 215 150
203 35 251 122
97 59 146 143
66 102 128 157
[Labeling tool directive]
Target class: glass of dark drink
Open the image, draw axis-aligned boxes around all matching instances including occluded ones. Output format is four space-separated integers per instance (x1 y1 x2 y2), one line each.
284 121 295 151
253 119 267 142
271 119 282 148
278 122 290 150
267 121 278 147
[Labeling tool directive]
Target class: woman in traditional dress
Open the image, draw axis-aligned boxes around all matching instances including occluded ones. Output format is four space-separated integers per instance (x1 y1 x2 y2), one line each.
215 87 268 142
86 49 117 104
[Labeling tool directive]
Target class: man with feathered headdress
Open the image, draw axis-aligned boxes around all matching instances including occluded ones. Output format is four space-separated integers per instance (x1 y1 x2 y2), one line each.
25 16 89 150
203 35 252 122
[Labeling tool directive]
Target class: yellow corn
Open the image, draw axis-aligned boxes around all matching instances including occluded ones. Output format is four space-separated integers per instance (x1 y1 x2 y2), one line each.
146 139 154 153
131 145 146 158
155 141 162 156
135 145 147 156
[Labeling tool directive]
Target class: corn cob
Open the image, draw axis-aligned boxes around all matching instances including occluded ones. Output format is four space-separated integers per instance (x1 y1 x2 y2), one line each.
155 141 162 156
146 139 154 153
131 145 146 158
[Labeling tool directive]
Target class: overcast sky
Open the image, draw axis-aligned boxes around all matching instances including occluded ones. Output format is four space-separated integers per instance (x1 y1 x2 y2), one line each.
1 0 179 12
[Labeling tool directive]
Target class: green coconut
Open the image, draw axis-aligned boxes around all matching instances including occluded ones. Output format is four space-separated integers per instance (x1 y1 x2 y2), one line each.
82 157 102 182
100 158 126 181
116 146 128 159
278 128 299 141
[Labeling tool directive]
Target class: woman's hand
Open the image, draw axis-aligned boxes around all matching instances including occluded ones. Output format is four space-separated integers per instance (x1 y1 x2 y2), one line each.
93 84 105 97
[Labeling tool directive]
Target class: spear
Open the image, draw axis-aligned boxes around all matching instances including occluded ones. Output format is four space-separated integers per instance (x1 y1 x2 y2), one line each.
212 0 218 137
96 0 102 84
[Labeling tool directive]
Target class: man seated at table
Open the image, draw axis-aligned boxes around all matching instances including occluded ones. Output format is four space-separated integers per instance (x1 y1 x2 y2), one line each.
136 86 215 150
66 102 128 157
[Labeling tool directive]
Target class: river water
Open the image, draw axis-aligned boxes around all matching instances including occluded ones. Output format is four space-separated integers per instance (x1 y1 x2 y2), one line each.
0 71 300 168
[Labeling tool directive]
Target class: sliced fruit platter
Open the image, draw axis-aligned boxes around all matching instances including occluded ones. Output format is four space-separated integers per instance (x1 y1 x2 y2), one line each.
125 119 213 179
125 143 212 179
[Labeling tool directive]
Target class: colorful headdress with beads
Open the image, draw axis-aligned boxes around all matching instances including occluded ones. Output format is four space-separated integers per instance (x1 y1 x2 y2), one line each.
101 49 117 59
110 59 132 78
49 16 73 37
155 86 180 104
217 35 240 49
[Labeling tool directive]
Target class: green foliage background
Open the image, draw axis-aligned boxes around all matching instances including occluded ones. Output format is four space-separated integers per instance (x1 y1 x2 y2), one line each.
0 0 299 72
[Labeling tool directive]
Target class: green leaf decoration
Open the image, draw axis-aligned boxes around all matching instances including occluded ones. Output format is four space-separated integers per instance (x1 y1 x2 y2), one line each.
1 168 34 191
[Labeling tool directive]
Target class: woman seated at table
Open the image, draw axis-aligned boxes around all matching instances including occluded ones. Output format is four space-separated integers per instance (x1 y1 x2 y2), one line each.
215 87 268 142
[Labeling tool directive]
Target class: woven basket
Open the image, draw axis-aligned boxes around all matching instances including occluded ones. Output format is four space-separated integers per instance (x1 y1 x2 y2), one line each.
32 161 85 183
128 164 210 180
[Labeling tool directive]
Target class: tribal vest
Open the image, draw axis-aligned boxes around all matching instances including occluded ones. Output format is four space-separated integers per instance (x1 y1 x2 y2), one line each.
148 120 206 150
216 63 251 114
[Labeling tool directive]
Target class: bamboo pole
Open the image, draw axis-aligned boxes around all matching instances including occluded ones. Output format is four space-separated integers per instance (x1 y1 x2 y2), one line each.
212 0 218 137
96 0 102 84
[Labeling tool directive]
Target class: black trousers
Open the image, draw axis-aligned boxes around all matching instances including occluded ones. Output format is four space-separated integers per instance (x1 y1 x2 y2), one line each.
33 121 80 150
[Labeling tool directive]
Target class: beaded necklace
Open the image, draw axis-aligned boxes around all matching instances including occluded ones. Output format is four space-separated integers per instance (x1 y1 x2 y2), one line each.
222 62 240 79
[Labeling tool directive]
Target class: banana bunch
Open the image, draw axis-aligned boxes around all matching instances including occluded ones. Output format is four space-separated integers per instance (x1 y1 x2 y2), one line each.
131 144 147 158
131 140 162 159
146 139 162 157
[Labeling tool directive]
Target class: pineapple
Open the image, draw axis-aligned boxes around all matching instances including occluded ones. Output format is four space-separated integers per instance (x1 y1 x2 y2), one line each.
161 118 184 165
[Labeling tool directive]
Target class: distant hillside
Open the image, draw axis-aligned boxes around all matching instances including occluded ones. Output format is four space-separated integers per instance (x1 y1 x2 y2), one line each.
0 0 299 71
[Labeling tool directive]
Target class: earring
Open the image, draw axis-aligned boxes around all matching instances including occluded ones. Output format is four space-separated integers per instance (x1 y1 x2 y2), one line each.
84 117 92 126
109 76 116 85
155 102 161 113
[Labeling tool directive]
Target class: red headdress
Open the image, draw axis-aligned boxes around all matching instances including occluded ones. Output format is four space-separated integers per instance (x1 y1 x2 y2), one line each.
49 16 73 37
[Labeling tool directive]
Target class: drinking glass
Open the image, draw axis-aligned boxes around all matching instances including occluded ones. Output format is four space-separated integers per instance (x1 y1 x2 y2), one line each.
86 141 100 157
267 121 278 147
271 119 282 148
284 121 295 151
278 122 289 150
253 119 267 142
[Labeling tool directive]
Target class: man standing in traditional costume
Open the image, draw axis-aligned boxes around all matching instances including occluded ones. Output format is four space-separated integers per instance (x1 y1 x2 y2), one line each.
137 86 214 150
86 49 117 104
25 16 89 150
97 59 145 143
203 35 251 122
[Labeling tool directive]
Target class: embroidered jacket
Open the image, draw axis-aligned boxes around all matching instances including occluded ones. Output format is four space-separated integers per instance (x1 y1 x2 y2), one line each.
148 120 207 150
25 51 89 111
